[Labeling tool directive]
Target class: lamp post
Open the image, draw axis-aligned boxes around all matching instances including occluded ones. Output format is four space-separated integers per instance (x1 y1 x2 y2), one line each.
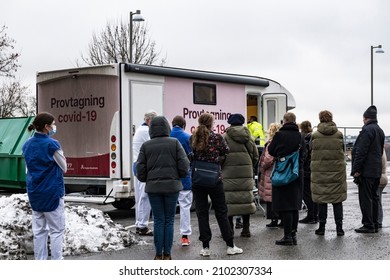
129 10 145 63
371 45 384 105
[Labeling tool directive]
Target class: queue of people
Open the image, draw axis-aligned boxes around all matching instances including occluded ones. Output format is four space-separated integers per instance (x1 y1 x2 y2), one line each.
22 106 387 260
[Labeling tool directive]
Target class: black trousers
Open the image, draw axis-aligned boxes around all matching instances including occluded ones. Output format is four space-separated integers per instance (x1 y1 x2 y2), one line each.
358 177 380 229
280 210 298 236
193 180 234 248
228 214 250 227
303 176 318 219
318 202 343 224
266 202 279 220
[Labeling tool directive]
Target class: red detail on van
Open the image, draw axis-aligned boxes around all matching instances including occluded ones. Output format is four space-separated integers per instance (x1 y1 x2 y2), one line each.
65 154 109 177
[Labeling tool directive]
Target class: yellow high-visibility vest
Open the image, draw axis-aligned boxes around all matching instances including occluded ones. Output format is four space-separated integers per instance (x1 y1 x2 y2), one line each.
247 121 265 147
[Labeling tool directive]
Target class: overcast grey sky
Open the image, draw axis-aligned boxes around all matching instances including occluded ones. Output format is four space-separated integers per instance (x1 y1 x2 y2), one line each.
2 0 390 134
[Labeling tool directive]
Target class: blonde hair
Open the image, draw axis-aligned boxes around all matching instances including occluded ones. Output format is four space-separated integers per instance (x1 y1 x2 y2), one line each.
268 123 281 139
144 110 158 122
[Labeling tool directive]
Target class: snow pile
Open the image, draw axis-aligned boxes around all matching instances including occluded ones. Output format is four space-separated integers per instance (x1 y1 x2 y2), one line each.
0 194 136 260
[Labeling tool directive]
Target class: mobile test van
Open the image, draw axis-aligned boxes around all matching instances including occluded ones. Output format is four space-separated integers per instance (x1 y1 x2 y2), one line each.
36 63 295 209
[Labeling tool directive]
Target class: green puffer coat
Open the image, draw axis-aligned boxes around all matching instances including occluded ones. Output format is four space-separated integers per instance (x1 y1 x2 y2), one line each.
310 121 347 204
222 126 259 216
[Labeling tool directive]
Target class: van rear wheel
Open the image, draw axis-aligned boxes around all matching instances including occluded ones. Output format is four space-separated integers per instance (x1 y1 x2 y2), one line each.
112 198 135 210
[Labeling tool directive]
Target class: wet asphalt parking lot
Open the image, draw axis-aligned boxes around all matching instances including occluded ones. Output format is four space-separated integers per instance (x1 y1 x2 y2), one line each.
64 179 390 260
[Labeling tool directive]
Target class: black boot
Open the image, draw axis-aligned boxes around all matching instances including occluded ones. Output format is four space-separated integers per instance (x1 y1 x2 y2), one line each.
275 235 294 246
336 222 344 236
235 217 243 229
266 219 278 228
299 216 317 224
240 224 251 237
292 231 297 245
315 222 325 235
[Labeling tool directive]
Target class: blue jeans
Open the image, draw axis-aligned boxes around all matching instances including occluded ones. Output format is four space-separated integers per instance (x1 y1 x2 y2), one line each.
148 192 179 256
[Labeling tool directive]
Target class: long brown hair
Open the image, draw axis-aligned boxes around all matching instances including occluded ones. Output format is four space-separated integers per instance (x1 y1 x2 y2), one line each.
191 113 214 151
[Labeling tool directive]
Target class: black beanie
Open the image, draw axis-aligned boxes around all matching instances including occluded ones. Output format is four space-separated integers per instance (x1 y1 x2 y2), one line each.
363 105 377 119
227 114 245 125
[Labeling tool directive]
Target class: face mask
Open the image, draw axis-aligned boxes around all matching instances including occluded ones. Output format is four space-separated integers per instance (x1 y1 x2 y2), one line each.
48 124 57 136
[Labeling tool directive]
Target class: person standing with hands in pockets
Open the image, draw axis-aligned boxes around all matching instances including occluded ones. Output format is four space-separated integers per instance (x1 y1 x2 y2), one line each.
352 105 385 233
170 115 193 246
268 112 304 246
22 112 67 260
222 113 259 238
191 113 243 256
310 111 347 236
136 116 190 260
132 110 157 236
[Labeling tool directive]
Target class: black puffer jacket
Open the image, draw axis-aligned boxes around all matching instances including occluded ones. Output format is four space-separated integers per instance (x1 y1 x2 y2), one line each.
136 116 190 193
303 132 312 179
351 120 385 178
268 122 304 211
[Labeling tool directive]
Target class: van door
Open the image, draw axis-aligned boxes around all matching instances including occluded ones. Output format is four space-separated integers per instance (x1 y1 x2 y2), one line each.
246 94 259 122
130 81 164 131
261 93 288 134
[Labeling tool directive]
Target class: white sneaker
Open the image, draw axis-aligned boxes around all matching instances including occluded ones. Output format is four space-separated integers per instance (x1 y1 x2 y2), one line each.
227 245 243 255
200 248 211 257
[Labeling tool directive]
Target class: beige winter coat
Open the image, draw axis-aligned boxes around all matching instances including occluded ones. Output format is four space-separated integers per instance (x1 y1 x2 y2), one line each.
222 126 259 216
310 121 347 204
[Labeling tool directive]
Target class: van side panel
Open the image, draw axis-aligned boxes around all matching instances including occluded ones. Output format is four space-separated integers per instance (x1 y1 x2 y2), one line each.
37 75 119 177
163 77 246 134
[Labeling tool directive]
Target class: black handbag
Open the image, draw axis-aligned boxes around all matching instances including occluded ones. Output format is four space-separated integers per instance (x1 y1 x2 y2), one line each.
191 160 220 187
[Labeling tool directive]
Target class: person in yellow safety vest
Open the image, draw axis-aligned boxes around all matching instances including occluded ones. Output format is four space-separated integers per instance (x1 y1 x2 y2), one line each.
247 116 265 147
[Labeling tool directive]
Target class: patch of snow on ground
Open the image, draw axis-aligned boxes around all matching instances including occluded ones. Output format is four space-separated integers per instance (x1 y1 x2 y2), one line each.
0 194 136 260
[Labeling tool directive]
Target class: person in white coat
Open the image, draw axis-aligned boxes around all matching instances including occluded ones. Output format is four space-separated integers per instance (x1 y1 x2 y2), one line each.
132 110 158 236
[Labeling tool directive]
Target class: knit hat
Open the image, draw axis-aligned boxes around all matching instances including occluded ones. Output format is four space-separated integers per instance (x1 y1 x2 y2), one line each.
363 105 377 119
227 113 245 125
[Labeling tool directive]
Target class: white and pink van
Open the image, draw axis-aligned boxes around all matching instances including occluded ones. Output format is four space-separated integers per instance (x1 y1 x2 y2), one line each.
36 63 295 209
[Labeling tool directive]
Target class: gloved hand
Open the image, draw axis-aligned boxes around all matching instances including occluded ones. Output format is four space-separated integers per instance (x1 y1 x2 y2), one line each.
353 176 362 185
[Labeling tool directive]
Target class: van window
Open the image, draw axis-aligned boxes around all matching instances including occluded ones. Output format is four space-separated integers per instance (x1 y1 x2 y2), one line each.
267 99 276 124
193 83 216 105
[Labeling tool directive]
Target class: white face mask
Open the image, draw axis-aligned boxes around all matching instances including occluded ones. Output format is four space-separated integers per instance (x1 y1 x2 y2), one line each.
48 124 57 136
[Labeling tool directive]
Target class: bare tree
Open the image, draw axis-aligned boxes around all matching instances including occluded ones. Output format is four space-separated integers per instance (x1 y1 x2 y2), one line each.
0 25 20 78
80 19 166 66
0 80 34 117
0 25 35 117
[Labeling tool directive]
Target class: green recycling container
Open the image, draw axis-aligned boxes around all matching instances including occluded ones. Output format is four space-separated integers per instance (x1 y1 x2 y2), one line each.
0 116 34 190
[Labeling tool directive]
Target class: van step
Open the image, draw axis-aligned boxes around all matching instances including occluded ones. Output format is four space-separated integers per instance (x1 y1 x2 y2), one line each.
64 194 115 204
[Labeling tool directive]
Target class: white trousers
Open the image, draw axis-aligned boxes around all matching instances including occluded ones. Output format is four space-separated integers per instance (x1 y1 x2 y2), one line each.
32 198 65 260
178 190 193 236
134 176 151 228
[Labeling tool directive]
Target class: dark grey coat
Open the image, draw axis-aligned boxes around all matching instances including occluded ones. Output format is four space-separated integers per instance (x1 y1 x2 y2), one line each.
136 116 190 193
268 122 304 211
